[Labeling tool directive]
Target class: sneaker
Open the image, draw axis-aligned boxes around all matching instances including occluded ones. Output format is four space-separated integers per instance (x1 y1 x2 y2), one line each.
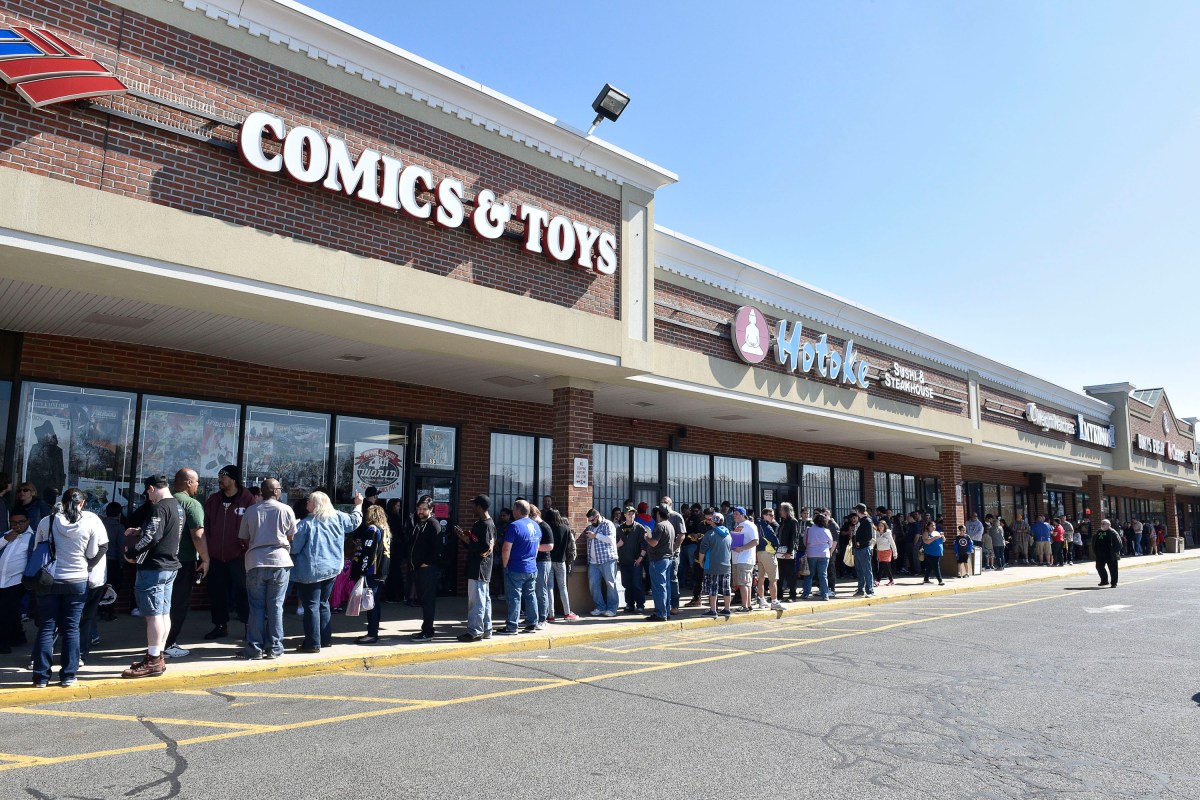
358 634 382 644
602 610 616 617
457 633 483 642
852 591 865 597
59 677 77 688
90 635 100 646
122 654 165 679
563 613 579 621
720 609 731 618
32 679 48 688
295 645 321 654
163 645 190 659
409 633 432 643
700 609 717 618
522 625 539 634
770 601 784 611
496 628 519 635
534 624 546 631
130 607 142 617
203 625 228 640
546 616 556 622
685 599 702 608
589 609 605 617
482 631 493 639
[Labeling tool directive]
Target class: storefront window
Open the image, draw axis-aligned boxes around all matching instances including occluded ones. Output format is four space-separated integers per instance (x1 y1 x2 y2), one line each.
333 416 408 507
982 483 1000 518
416 424 456 470
802 465 832 512
538 437 554 503
759 460 790 485
713 456 752 510
0 380 11 474
138 396 240 501
593 443 629 516
491 433 535 514
667 451 709 508
833 468 861 521
632 447 660 507
242 406 330 503
16 382 135 511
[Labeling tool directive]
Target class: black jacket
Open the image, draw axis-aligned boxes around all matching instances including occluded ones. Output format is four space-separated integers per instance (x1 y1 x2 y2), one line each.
409 516 442 569
853 517 875 549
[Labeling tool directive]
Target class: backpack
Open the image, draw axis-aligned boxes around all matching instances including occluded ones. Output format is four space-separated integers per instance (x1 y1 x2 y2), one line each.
564 526 577 573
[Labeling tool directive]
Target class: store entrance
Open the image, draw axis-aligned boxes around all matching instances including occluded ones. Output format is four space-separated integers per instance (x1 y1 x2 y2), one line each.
413 473 458 595
759 483 799 514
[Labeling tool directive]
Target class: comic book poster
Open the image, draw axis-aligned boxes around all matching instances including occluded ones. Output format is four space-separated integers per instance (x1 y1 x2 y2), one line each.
352 442 403 498
75 477 114 514
24 396 70 501
243 420 275 481
199 416 238 477
71 401 125 479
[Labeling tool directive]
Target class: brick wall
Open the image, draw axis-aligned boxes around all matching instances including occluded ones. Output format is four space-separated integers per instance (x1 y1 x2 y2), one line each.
979 384 1110 454
654 281 971 417
0 1 621 318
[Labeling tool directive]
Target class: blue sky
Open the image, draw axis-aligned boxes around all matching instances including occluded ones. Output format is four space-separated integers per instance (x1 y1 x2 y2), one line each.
303 1 1200 415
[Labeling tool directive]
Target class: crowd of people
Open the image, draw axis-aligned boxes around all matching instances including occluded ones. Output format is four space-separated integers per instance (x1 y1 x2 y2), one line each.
0 466 1177 686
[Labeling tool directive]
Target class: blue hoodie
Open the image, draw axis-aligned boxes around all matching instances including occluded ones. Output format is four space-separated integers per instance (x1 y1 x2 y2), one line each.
700 525 732 575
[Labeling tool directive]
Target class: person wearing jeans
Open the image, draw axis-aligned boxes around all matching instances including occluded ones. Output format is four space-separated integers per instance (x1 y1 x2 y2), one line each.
456 495 496 642
237 478 297 660
290 490 362 653
616 506 647 614
531 506 554 627
500 500 540 634
583 509 619 616
544 508 576 621
801 513 834 600
644 506 676 621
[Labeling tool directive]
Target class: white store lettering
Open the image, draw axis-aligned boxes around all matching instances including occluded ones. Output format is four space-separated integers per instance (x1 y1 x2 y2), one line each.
881 362 934 399
239 111 615 274
1025 403 1077 435
1076 415 1116 448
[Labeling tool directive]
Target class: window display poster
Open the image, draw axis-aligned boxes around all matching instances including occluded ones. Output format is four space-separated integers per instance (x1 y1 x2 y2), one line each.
432 486 451 520
76 477 116 513
352 442 403 498
71 401 123 479
24 396 70 502
141 405 239 480
243 412 329 496
418 425 455 469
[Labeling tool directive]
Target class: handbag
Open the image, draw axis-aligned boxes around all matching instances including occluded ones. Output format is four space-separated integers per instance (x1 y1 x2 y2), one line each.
918 548 925 562
798 555 810 577
361 581 376 612
21 517 56 592
842 545 855 568
345 576 366 617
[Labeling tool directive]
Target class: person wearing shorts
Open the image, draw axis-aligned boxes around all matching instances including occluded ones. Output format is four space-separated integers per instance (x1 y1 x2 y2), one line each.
699 512 733 618
729 507 758 612
123 475 183 680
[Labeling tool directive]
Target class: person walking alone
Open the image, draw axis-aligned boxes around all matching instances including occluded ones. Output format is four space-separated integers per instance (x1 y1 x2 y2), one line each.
1094 519 1123 588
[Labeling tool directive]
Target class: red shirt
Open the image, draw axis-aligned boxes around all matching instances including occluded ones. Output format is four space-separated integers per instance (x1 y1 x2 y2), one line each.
1051 525 1065 542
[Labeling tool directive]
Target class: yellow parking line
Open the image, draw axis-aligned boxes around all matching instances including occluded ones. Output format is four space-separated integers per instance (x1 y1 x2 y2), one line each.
0 707 275 731
491 658 670 666
345 673 561 683
172 690 426 704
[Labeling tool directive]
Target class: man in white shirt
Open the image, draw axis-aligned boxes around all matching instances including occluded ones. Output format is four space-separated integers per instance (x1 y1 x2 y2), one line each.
729 506 758 612
0 512 32 653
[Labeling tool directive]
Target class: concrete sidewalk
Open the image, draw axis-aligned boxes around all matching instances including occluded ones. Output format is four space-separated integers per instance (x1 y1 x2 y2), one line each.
1 550 1195 707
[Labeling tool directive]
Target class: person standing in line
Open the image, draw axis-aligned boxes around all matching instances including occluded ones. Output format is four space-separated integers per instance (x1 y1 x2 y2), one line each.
683 507 708 608
1060 516 1075 565
1093 519 1123 588
643 506 675 622
31 489 106 687
352 504 391 644
583 508 620 617
659 497 687 613
775 503 801 601
874 518 897 587
922 520 946 586
1011 513 1031 565
756 507 783 610
851 505 876 598
12 482 52 533
0 512 32 653
122 477 182 679
499 499 540 635
616 505 647 615
1050 517 1066 567
237 478 296 660
99 503 125 619
1031 515 1053 566
163 468 208 660
699 511 733 618
201 465 254 641
530 506 556 629
729 507 758 612
408 500 442 642
544 507 577 622
801 512 835 601
456 495 495 642
1141 520 1154 556
290 490 362 653
965 512 984 554
990 516 1008 571
954 525 973 578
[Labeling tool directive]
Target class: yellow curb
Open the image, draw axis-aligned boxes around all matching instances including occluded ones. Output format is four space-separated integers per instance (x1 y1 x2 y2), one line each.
1 550 1194 709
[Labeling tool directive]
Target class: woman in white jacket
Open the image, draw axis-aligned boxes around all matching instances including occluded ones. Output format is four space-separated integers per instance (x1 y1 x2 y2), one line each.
874 519 898 587
30 488 107 688
0 512 33 653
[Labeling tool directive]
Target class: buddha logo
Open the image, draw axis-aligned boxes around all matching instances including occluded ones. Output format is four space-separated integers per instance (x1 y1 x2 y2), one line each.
0 27 128 109
732 306 770 365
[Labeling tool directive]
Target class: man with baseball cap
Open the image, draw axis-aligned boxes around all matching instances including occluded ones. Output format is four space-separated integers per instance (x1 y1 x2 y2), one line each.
729 506 758 612
122 475 183 679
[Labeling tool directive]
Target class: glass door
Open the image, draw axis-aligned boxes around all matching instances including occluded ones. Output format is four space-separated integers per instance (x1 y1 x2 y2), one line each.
413 473 458 595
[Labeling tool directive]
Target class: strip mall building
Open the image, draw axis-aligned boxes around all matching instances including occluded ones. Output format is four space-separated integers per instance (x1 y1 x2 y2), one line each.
1 0 1197 592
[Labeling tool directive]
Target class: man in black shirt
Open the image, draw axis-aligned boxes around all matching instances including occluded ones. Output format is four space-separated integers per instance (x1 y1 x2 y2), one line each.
456 495 495 642
123 474 183 679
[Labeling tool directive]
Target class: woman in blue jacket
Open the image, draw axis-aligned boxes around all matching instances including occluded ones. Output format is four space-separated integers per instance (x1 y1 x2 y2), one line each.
922 520 946 586
290 491 362 653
